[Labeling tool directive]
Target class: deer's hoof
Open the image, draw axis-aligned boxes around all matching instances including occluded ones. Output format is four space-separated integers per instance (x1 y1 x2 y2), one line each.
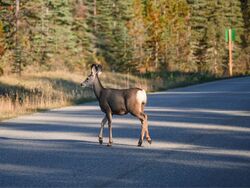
107 143 112 147
147 139 152 144
137 140 143 147
99 139 103 145
98 137 103 144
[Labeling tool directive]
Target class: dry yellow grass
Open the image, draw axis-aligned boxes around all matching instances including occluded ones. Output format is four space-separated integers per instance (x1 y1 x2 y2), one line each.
0 70 151 120
0 69 217 120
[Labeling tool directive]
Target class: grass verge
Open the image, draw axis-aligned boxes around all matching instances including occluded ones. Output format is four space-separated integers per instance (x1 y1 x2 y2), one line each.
0 71 149 120
0 70 217 121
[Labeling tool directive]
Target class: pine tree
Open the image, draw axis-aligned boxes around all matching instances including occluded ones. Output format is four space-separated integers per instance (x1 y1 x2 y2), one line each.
187 0 245 75
205 0 227 74
110 0 133 72
240 0 250 73
0 0 15 74
89 0 133 72
72 0 94 69
22 0 49 67
127 0 147 72
48 0 78 67
94 0 116 68
0 0 248 75
187 0 208 73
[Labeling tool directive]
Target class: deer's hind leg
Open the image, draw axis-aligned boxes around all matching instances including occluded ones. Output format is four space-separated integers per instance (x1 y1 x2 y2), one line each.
135 112 147 147
131 105 152 146
131 108 149 146
144 114 152 144
141 105 152 144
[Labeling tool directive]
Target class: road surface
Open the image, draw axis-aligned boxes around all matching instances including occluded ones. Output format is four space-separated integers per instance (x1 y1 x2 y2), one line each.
1 77 250 187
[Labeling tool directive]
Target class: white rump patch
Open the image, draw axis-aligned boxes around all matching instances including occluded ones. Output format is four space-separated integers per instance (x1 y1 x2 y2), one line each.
136 90 147 104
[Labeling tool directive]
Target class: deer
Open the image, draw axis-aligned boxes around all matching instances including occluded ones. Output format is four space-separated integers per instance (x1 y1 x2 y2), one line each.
80 64 152 147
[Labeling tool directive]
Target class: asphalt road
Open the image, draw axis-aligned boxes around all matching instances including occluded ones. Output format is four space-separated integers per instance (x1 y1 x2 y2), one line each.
1 77 250 187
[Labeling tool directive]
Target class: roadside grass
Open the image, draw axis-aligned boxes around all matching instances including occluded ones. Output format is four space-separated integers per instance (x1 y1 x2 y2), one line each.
0 71 149 120
0 70 217 120
141 71 217 91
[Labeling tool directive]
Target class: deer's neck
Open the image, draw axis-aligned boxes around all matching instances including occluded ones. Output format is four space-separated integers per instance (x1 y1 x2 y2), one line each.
93 75 104 100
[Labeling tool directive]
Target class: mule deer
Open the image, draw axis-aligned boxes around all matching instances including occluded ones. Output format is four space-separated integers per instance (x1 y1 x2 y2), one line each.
81 64 152 146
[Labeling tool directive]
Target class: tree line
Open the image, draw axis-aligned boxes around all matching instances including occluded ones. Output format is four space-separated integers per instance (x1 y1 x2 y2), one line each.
0 0 249 76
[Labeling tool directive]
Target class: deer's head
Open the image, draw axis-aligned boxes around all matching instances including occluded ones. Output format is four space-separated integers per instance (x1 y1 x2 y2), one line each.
81 64 102 88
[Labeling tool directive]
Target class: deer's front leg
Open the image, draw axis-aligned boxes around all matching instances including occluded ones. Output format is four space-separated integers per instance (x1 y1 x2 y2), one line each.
98 116 108 144
107 112 113 147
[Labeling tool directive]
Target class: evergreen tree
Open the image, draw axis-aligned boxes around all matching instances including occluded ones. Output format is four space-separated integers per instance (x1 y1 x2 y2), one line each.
0 0 15 74
127 0 147 72
205 0 227 74
87 0 133 72
0 0 248 75
187 0 245 75
72 0 94 69
0 1 13 53
187 0 208 73
110 0 133 72
22 0 49 67
240 0 250 73
47 0 78 68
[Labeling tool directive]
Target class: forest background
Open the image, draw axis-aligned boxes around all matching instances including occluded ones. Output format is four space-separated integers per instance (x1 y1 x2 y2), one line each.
0 0 249 119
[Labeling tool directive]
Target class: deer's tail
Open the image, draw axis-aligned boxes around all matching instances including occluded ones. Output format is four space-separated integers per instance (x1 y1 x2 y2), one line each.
136 89 147 105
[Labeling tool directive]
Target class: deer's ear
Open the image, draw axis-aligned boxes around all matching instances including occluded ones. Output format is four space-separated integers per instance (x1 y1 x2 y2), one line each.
91 64 102 75
96 64 102 74
91 64 97 74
